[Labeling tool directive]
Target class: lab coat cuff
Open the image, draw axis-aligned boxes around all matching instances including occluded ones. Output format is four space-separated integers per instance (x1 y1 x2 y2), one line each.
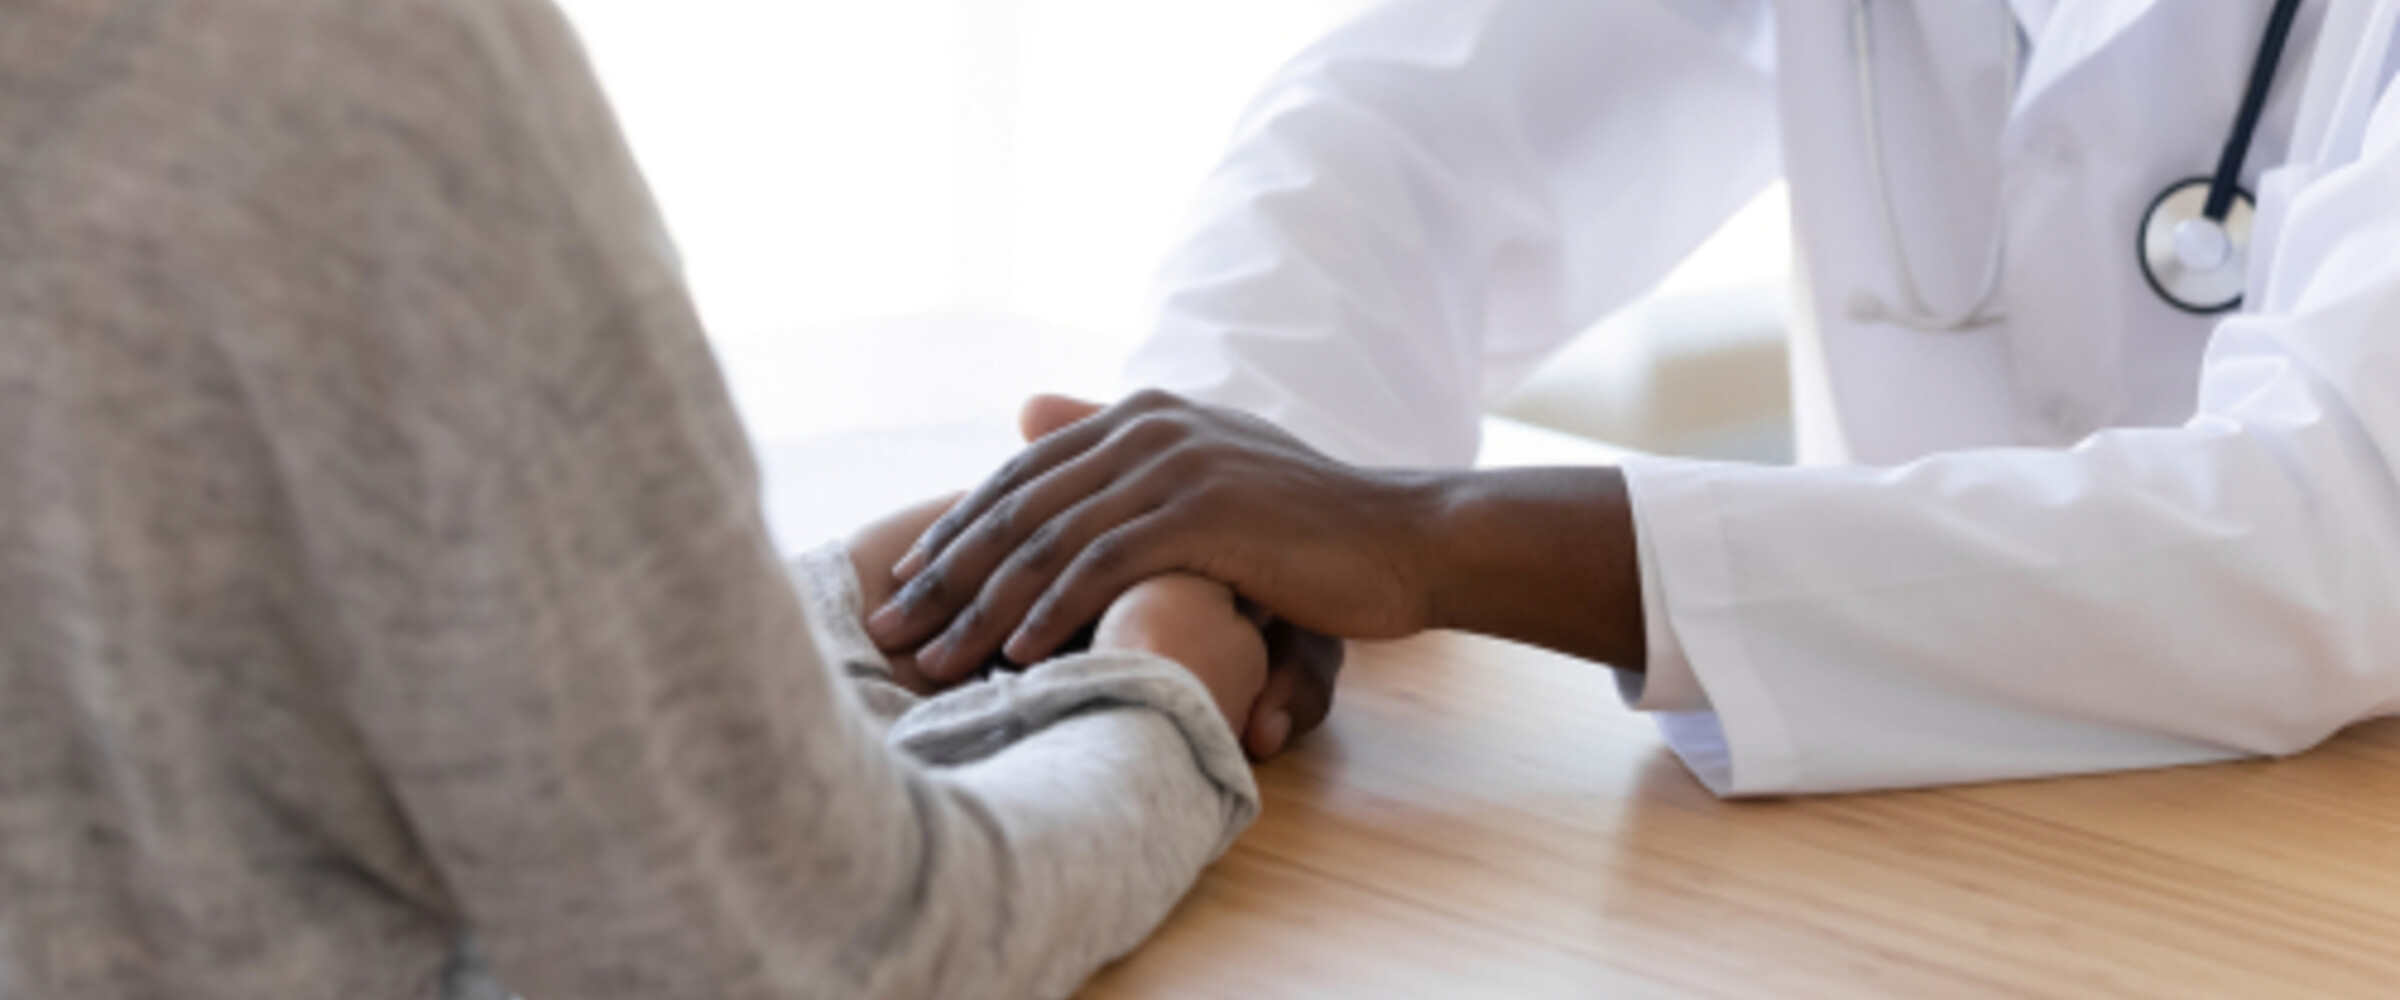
1611 497 1709 712
1619 456 1803 797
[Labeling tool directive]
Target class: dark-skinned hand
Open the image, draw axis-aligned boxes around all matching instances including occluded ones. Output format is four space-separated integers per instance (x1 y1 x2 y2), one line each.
865 389 1410 747
845 491 963 696
855 396 1347 757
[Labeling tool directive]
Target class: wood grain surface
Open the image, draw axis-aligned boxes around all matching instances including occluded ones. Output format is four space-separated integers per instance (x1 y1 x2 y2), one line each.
1081 632 2400 999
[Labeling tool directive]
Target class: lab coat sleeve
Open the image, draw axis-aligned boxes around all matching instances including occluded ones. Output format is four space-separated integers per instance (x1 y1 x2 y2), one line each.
1613 514 1710 712
1624 101 2400 795
1611 515 1733 791
1124 0 1781 468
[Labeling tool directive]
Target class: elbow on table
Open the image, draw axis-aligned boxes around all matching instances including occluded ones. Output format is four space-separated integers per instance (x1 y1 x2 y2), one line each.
2203 634 2400 760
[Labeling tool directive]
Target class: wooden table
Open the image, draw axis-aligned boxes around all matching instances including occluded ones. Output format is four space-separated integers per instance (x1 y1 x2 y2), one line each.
1081 632 2400 999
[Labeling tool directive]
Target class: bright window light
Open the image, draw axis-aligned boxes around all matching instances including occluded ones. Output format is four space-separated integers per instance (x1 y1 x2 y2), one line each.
556 1 1789 446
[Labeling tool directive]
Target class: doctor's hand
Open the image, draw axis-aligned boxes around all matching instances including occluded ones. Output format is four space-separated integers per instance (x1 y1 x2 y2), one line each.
867 389 1423 680
866 393 1348 756
867 390 1647 692
847 490 1338 754
845 491 965 696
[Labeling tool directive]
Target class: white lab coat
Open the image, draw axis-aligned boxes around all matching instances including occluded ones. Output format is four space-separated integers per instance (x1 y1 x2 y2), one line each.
1124 0 2400 794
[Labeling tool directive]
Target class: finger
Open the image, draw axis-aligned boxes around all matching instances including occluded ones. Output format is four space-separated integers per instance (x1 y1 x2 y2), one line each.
915 479 1169 679
894 389 1176 583
1243 667 1305 758
890 417 1114 585
848 492 967 611
1246 625 1341 756
1282 629 1343 732
1019 393 1103 442
876 434 1160 658
884 653 939 697
1002 512 1192 665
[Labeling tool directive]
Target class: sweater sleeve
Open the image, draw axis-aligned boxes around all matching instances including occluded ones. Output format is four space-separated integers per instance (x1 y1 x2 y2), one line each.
195 2 1257 995
304 431 1258 1000
788 545 927 731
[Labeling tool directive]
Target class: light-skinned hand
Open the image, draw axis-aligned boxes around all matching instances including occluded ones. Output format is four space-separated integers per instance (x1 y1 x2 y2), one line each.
1093 574 1269 734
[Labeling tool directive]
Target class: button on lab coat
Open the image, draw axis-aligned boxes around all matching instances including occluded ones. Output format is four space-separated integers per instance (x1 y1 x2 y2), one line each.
1123 0 2400 794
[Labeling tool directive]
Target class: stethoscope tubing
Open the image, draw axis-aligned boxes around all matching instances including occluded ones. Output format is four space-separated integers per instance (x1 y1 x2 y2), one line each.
1847 0 2018 332
1855 0 2306 324
2204 0 2305 222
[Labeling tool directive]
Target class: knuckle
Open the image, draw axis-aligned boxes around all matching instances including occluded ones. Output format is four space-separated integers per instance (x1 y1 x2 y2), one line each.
1153 445 1198 478
1109 414 1155 448
979 495 1021 544
907 569 952 610
1187 479 1238 512
1125 387 1181 413
1157 445 1219 484
1019 521 1064 571
1083 534 1128 575
1021 599 1057 636
953 600 990 636
1155 491 1208 526
993 451 1032 487
1121 413 1189 453
925 507 971 549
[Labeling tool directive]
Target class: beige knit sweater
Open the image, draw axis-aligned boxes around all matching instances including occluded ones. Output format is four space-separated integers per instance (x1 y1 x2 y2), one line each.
0 2 1257 997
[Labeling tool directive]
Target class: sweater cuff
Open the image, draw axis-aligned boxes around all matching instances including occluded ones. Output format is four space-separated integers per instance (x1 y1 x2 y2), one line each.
888 650 1262 856
790 542 922 726
793 541 1259 848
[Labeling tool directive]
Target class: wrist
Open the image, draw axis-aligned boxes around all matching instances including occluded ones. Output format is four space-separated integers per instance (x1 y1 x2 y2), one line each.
1410 470 1479 633
1365 468 1463 635
1413 466 1647 667
1092 576 1268 731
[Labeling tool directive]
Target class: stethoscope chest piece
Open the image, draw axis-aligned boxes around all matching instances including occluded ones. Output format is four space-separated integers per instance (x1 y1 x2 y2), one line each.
2138 177 2254 315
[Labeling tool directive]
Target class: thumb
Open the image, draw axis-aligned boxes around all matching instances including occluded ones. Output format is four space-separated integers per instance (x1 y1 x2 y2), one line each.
1018 393 1104 443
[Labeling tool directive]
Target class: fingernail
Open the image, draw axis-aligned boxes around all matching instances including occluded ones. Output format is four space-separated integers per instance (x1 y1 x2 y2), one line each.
867 603 905 640
1255 712 1292 754
892 548 926 582
917 637 952 676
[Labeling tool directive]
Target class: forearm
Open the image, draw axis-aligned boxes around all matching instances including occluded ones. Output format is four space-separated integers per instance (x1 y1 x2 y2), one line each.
394 543 1257 998
1419 466 1648 668
873 657 1259 999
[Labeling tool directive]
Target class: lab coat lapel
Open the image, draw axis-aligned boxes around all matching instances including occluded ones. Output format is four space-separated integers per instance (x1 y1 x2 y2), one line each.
2010 0 2168 118
2006 0 2057 39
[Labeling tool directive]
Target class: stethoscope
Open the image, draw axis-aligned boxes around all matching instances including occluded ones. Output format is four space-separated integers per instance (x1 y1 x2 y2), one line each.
1849 0 2305 330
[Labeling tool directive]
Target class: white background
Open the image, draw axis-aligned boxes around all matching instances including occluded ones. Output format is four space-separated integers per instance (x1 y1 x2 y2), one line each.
551 0 1790 546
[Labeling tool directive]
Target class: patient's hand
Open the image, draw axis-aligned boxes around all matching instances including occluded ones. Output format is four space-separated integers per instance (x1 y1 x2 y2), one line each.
1094 575 1270 733
852 496 1274 735
848 493 965 694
